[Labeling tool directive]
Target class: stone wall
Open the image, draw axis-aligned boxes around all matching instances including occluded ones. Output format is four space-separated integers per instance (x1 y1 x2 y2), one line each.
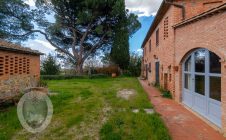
0 50 41 100
0 75 38 99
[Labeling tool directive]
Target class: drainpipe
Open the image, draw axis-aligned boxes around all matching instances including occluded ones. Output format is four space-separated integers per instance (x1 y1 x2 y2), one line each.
164 0 185 100
165 0 185 20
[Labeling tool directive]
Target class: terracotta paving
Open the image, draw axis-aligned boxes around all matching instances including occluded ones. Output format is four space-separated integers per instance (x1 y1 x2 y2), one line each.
139 79 226 140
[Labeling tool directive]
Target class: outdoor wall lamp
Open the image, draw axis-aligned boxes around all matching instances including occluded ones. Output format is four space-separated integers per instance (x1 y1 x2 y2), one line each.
219 59 226 68
174 66 179 72
220 59 225 63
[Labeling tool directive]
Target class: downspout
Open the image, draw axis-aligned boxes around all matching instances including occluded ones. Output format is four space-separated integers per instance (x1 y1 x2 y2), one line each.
164 0 185 100
164 0 185 20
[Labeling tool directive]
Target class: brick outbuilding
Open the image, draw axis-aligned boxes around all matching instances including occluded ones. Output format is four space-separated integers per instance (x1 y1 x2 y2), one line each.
142 0 226 135
0 40 43 100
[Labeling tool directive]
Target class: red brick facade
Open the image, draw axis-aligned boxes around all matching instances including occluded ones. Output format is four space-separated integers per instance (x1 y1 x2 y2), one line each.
0 51 41 80
142 0 226 134
0 41 42 99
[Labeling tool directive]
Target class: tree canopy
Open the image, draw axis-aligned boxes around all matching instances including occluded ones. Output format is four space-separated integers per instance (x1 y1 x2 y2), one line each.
110 25 130 70
41 54 61 75
0 0 34 40
110 12 141 70
0 0 140 74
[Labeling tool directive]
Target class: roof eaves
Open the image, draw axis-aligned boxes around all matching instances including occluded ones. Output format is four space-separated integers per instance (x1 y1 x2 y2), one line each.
141 1 170 48
0 46 44 55
173 3 226 28
0 40 44 55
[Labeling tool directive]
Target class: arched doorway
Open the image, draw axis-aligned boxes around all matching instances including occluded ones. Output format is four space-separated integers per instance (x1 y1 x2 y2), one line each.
182 49 221 127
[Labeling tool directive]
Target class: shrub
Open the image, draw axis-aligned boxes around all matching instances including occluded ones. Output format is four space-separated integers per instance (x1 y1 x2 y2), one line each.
37 79 48 87
95 65 119 75
41 54 61 75
153 84 172 99
41 74 110 80
89 74 109 79
162 91 172 99
127 53 142 77
120 70 132 77
41 75 87 80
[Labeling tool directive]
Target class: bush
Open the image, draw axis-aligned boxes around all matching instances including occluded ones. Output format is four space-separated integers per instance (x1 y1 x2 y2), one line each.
153 84 172 99
41 74 110 80
127 53 141 77
38 79 48 87
95 65 119 75
41 54 61 75
120 70 132 77
89 74 109 79
41 75 87 80
162 91 172 99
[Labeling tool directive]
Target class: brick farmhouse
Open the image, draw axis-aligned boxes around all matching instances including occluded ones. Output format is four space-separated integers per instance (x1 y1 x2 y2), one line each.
0 40 42 100
142 0 226 134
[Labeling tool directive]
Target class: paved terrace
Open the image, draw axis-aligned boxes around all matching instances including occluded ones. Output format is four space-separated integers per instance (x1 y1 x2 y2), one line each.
139 79 226 140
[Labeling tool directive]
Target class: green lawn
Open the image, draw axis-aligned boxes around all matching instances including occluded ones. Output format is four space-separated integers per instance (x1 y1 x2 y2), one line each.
0 77 171 140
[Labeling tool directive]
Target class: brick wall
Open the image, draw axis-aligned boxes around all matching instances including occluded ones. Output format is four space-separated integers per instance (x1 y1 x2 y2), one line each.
143 6 180 95
174 12 226 132
142 0 226 133
175 0 226 21
0 50 41 98
143 0 226 100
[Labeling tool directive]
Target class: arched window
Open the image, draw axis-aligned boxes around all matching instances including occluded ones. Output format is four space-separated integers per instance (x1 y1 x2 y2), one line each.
182 49 221 127
209 51 221 101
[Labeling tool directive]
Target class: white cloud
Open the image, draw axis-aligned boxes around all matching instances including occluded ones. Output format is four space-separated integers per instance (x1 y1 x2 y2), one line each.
136 48 143 56
23 38 55 55
24 0 36 7
24 0 160 54
136 48 143 52
125 0 163 16
34 40 55 50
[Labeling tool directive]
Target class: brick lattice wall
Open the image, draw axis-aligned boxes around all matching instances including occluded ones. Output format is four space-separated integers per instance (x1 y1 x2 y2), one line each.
0 50 40 99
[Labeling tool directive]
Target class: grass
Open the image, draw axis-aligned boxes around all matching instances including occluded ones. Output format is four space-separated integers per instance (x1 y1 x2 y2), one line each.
0 77 171 140
0 107 22 140
153 83 173 99
66 114 84 128
100 112 170 140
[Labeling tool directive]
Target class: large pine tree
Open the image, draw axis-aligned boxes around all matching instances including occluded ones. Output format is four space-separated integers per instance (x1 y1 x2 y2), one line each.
0 0 140 74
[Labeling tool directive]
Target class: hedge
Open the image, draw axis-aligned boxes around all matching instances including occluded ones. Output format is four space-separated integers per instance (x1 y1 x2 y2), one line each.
41 74 109 80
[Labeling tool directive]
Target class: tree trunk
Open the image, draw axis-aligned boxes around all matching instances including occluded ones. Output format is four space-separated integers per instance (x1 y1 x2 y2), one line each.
76 63 83 75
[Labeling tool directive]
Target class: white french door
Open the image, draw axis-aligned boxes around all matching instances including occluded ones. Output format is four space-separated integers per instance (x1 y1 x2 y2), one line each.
182 49 221 127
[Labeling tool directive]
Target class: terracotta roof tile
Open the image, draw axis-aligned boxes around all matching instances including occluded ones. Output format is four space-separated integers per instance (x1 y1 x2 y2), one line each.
0 40 43 55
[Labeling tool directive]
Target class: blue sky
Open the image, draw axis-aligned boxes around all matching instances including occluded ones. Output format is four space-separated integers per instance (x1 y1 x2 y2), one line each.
129 16 154 53
125 0 162 53
24 0 162 54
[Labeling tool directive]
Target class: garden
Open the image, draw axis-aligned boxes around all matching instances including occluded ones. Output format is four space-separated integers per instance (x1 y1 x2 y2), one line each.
0 77 171 140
